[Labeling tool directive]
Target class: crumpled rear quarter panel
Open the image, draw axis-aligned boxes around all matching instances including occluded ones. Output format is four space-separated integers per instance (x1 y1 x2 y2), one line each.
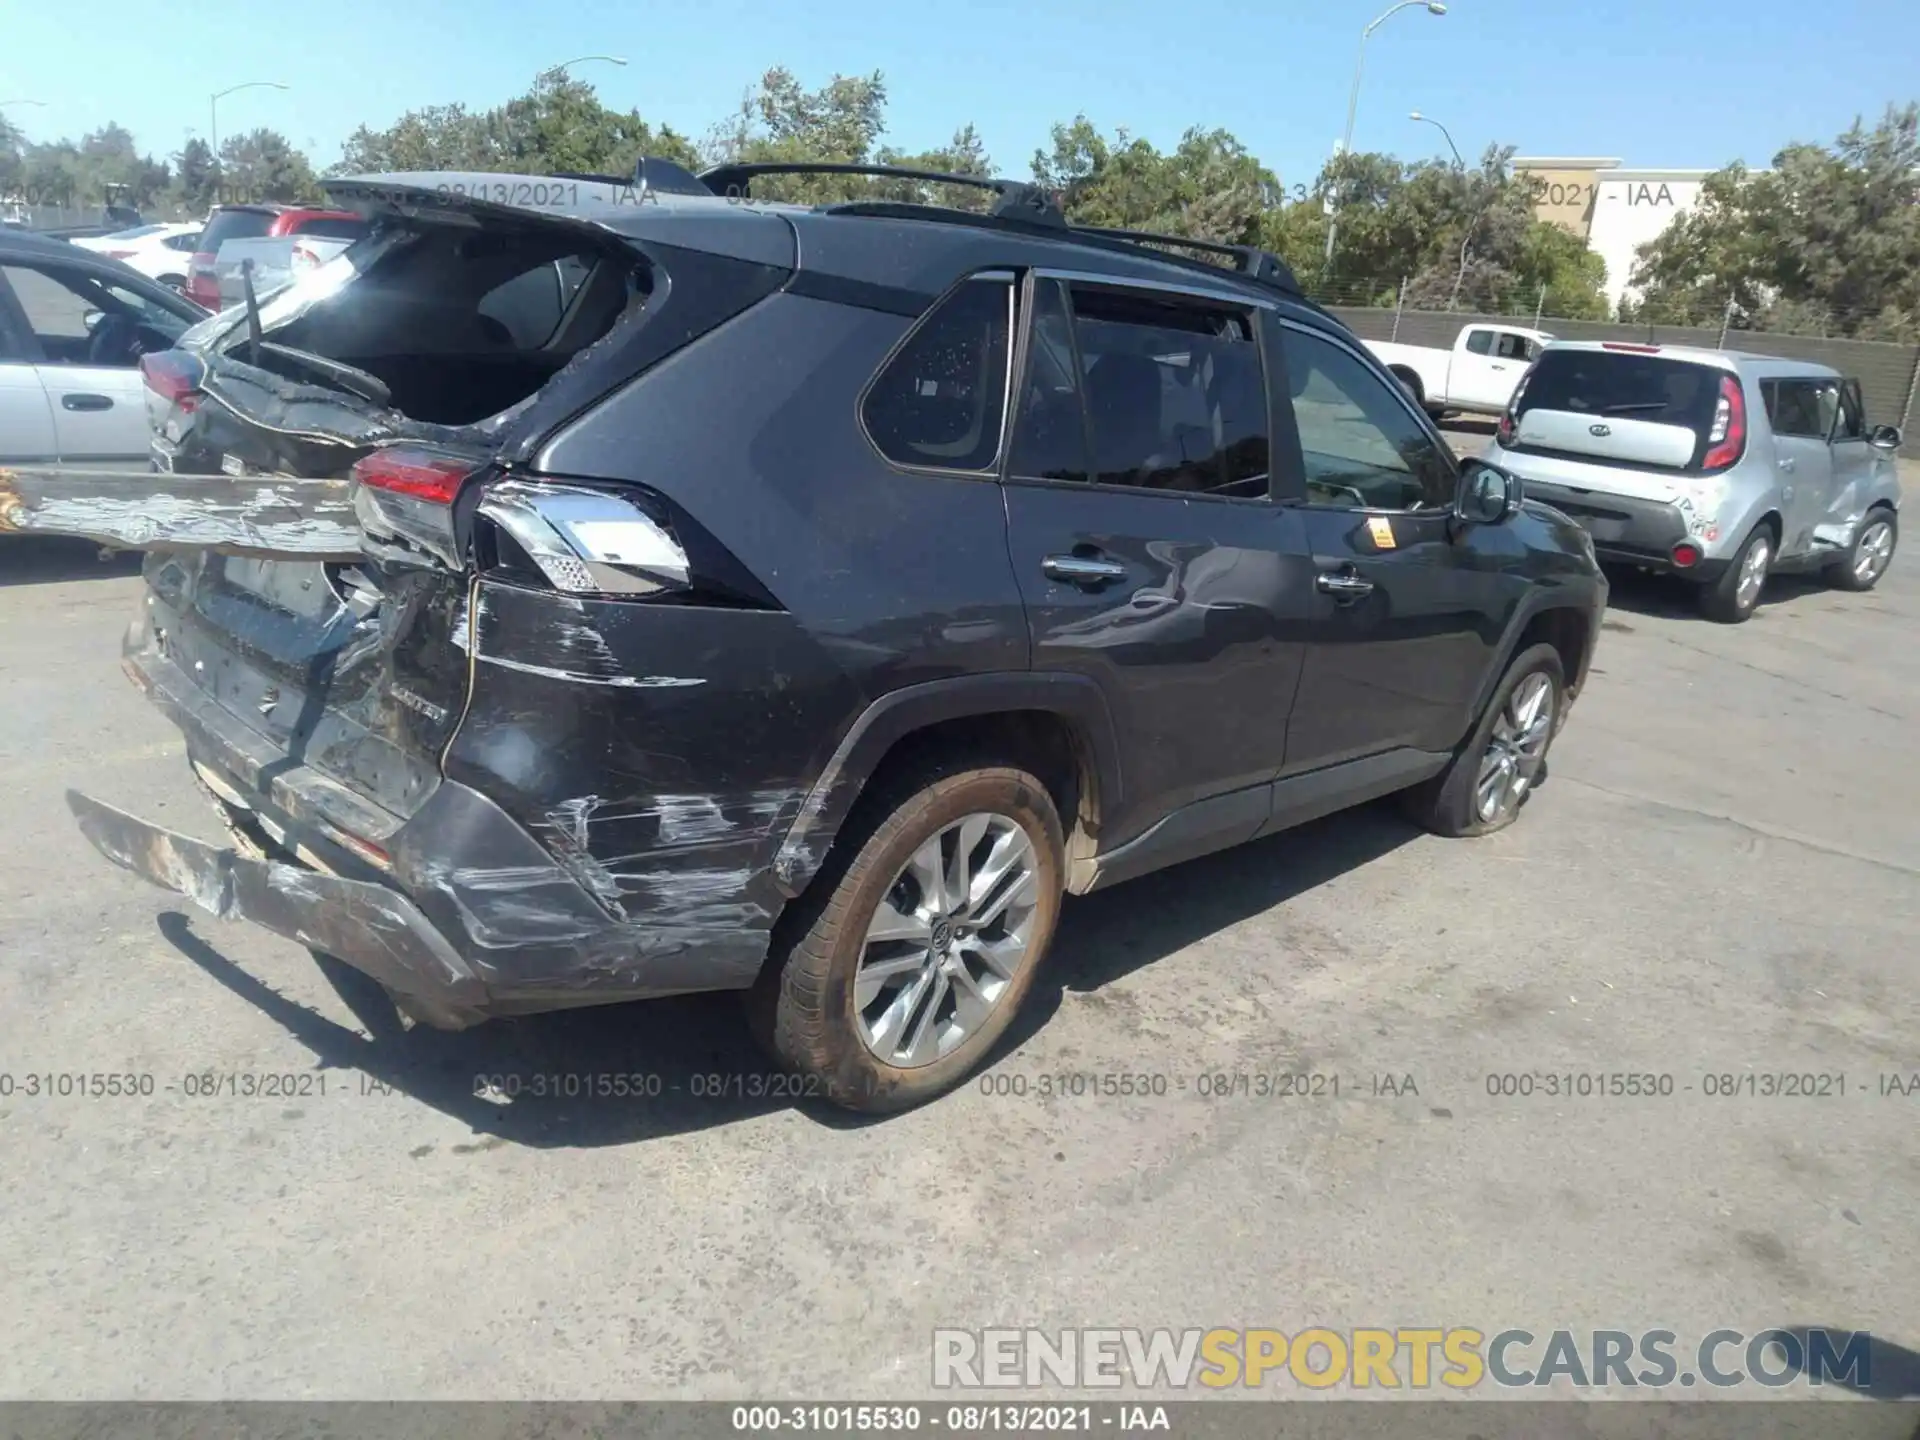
428 576 864 998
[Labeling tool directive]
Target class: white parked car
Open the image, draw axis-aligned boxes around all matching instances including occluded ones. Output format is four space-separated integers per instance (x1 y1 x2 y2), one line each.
1365 322 1553 420
0 229 206 470
70 222 204 292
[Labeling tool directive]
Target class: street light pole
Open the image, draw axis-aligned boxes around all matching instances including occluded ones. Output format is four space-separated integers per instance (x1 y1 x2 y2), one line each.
1323 0 1449 271
546 54 628 80
209 81 289 170
1409 110 1464 168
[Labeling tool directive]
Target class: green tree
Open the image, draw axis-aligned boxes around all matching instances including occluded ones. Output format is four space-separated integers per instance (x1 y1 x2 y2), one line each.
218 127 319 204
1627 104 1920 338
169 138 219 213
335 73 698 180
1033 117 1279 249
0 114 25 197
1311 145 1607 317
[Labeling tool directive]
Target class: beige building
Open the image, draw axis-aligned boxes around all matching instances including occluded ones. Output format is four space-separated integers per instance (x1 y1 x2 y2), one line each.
1512 157 1720 313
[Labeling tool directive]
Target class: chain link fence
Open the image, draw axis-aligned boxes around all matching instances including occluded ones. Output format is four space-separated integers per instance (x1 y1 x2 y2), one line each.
1306 277 1920 458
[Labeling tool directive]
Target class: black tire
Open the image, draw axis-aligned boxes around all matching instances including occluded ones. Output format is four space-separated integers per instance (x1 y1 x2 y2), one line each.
1390 369 1424 405
749 764 1065 1114
1699 523 1773 623
159 274 187 292
1828 507 1897 593
1401 642 1565 838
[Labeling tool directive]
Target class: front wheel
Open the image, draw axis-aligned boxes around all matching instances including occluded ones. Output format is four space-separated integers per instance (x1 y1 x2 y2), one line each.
750 764 1065 1114
1828 509 1896 592
1402 643 1564 838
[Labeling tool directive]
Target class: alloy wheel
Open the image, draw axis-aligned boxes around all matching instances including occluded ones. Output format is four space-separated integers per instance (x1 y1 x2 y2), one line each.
1736 535 1771 611
1854 520 1894 584
1474 672 1556 825
854 813 1042 1068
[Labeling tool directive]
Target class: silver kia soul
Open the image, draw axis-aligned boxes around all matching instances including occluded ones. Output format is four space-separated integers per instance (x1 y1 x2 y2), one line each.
1483 342 1904 622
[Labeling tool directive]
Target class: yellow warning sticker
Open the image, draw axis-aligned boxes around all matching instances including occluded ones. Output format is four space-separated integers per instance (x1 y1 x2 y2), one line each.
1367 515 1397 549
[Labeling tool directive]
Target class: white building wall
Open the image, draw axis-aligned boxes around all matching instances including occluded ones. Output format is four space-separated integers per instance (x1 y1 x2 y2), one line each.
1587 172 1708 313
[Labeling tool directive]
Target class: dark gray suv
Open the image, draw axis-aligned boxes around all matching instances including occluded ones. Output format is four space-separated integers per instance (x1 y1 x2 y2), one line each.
4 160 1608 1111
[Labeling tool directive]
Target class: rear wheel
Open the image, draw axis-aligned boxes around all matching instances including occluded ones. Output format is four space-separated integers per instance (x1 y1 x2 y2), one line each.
159 274 187 293
1402 643 1564 838
1828 508 1896 592
750 765 1064 1114
1700 523 1772 623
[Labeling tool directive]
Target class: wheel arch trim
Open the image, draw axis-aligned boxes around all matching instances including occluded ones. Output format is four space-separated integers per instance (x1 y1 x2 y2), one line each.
1468 586 1602 726
767 672 1124 899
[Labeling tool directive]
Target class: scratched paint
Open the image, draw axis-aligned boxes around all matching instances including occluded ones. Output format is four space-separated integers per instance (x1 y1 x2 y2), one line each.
0 469 359 557
473 652 705 688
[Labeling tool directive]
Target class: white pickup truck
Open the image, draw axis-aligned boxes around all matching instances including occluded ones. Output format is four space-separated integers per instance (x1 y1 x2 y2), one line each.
1364 322 1554 420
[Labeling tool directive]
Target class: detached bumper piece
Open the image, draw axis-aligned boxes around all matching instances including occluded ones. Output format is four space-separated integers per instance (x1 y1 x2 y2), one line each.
67 789 487 1030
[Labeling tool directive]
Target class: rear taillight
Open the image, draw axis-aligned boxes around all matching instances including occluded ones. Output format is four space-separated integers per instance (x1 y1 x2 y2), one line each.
1701 375 1746 472
185 253 220 308
1496 411 1515 447
140 350 204 404
351 448 474 504
291 241 322 271
1671 542 1702 569
350 447 480 569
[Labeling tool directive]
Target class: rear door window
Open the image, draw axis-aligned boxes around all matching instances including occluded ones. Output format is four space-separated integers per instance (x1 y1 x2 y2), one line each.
1048 281 1270 498
1007 278 1091 483
1763 377 1840 439
862 274 1013 474
476 256 594 350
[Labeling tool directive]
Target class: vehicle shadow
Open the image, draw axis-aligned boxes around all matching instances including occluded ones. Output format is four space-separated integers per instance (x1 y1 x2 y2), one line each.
0 536 143 588
995 798 1422 1055
1777 1326 1920 1401
1599 561 1830 621
153 799 1422 1147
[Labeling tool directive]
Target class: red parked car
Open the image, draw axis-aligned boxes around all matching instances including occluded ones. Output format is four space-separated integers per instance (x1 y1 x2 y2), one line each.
183 204 366 310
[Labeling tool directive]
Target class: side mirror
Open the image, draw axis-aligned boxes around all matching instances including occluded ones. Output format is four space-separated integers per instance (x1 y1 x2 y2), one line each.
1869 424 1902 452
1456 460 1522 525
82 308 104 334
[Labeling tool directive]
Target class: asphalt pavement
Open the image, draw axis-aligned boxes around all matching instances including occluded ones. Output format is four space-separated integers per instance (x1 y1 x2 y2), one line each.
0 456 1915 1400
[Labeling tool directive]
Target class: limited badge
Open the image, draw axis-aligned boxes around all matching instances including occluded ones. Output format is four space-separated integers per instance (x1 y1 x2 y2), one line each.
1367 515 1397 550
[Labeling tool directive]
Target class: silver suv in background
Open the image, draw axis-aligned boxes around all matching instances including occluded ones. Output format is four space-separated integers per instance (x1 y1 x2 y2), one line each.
1484 342 1903 622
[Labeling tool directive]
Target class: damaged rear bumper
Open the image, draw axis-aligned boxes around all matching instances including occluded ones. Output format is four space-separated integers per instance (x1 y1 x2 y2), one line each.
76 617 780 1027
68 789 488 1030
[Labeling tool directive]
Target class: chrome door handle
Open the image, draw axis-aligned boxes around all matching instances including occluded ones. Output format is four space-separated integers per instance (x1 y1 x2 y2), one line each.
1316 570 1375 601
1778 457 1796 472
1042 553 1128 588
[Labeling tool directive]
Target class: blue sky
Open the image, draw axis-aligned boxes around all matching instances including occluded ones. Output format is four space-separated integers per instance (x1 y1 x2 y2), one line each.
4 0 1917 183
